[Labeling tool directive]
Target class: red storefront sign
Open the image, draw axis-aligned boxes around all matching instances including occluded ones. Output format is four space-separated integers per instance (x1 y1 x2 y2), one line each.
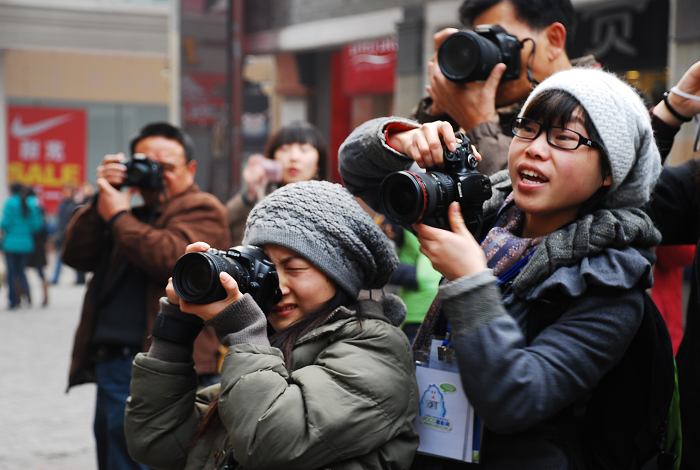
182 73 226 126
340 37 397 95
7 106 86 214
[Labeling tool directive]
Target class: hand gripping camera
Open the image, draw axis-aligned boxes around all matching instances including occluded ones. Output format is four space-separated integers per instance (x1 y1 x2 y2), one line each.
379 134 492 235
172 245 281 312
438 24 522 83
123 153 164 190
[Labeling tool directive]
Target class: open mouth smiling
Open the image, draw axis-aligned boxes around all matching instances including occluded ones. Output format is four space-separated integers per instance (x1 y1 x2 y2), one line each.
520 169 549 185
273 304 296 314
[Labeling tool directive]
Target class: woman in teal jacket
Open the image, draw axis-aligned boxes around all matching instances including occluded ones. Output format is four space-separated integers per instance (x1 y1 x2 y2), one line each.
125 180 418 469
1 183 43 309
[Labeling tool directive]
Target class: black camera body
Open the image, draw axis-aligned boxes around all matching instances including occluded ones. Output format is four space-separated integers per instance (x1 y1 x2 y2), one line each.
172 245 281 312
438 24 522 83
380 135 492 235
123 153 164 190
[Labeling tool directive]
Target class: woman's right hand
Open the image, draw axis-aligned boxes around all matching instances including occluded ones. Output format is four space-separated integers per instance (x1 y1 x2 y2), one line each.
242 154 270 202
673 60 700 116
653 60 700 126
387 121 458 169
96 153 127 187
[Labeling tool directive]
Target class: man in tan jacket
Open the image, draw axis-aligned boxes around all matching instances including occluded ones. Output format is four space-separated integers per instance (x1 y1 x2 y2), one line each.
62 122 229 470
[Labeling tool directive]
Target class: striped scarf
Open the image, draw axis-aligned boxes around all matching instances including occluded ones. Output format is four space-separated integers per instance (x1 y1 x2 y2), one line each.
481 195 541 285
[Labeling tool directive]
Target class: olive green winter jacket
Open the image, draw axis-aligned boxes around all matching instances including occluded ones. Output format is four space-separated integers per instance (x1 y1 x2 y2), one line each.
125 300 419 470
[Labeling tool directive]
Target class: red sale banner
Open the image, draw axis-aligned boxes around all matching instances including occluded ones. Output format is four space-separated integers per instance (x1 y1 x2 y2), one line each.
7 106 87 214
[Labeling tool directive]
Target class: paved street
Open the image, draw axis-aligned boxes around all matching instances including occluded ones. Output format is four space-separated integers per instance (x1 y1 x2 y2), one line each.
0 265 96 470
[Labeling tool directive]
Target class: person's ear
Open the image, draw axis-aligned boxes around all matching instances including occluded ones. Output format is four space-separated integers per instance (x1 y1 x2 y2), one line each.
186 159 197 177
601 173 612 188
543 22 567 62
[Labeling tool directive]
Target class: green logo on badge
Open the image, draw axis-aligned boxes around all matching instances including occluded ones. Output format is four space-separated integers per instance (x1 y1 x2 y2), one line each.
439 383 457 393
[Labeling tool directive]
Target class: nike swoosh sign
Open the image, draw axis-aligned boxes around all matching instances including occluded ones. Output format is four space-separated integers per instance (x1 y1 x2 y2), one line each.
10 114 73 139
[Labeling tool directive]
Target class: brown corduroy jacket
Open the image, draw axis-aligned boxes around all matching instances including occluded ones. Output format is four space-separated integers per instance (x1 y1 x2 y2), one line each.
62 184 230 389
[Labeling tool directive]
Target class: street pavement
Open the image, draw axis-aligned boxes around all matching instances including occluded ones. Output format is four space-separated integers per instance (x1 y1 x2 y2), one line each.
0 265 97 470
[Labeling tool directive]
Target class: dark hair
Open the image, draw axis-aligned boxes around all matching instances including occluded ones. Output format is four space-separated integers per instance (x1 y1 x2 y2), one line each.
521 88 611 213
459 0 577 49
9 182 23 195
129 122 196 162
264 121 327 180
10 183 29 217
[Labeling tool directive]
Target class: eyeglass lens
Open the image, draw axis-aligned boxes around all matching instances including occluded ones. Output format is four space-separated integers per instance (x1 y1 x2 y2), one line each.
512 118 588 150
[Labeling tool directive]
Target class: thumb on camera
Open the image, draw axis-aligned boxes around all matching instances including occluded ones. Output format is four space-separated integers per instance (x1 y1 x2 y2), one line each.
448 202 470 235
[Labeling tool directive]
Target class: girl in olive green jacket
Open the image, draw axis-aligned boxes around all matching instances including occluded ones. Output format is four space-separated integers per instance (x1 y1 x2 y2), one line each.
124 180 419 470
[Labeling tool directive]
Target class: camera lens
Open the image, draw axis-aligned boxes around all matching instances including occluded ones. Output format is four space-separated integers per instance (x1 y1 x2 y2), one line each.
381 171 425 224
123 156 164 190
186 261 213 293
125 161 148 184
438 30 502 82
172 251 249 304
380 170 455 225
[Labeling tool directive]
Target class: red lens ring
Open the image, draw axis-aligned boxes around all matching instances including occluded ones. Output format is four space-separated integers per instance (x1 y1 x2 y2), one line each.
404 170 428 223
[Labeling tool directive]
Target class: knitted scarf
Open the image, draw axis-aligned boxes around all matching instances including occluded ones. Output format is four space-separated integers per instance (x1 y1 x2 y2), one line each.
481 195 542 285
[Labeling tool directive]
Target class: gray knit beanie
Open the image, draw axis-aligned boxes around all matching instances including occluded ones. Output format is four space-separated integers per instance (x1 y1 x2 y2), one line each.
243 180 398 298
522 68 661 208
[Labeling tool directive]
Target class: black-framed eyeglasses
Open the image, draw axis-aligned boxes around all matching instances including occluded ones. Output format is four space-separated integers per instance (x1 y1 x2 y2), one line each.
511 117 602 151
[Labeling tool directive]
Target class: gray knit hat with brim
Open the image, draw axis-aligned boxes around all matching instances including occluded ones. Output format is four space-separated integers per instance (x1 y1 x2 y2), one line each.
243 180 398 298
522 68 661 209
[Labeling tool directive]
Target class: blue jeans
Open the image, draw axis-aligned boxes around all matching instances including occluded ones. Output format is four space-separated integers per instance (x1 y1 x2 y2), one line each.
50 258 62 284
51 258 86 284
5 252 29 308
94 354 149 470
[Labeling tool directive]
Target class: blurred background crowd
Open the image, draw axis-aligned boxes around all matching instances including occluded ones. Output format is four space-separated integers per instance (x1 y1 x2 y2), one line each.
0 0 698 309
0 0 697 206
0 1 699 469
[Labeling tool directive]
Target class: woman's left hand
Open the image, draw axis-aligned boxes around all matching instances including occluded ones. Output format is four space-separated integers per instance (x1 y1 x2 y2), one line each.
415 201 488 281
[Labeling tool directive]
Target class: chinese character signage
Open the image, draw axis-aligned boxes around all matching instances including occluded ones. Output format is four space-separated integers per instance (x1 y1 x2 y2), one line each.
341 37 397 95
571 0 668 70
7 106 86 214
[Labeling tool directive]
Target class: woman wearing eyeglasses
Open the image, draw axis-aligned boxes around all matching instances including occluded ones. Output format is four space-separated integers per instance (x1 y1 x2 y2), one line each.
339 68 673 469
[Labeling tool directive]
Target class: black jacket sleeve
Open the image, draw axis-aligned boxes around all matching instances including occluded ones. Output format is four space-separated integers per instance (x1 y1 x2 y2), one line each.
648 159 700 245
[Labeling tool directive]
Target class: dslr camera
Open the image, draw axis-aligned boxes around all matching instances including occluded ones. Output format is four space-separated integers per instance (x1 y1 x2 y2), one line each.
172 245 281 312
438 24 522 83
379 134 492 235
122 153 164 190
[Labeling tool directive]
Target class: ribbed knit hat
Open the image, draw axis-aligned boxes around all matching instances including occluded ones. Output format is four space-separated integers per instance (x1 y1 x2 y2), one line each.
522 68 661 208
243 180 398 298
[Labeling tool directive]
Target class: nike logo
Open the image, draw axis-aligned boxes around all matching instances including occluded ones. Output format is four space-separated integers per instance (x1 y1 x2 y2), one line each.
350 54 392 66
10 114 73 139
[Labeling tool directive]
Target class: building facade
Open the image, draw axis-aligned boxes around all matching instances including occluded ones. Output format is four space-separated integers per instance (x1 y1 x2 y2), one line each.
2 0 698 207
0 0 171 210
240 0 699 186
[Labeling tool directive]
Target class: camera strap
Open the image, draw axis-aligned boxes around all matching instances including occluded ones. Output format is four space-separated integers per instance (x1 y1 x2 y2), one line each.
520 38 540 88
463 211 485 239
151 310 204 345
